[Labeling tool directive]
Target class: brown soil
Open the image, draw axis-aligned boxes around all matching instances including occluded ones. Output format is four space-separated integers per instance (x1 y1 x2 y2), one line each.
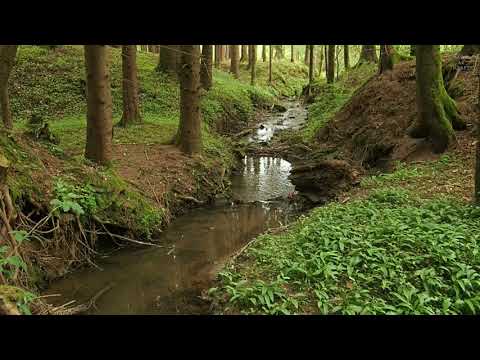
317 55 479 169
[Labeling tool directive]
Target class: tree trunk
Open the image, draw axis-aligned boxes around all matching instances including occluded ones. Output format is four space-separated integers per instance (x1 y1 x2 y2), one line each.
460 45 480 56
240 45 248 62
308 45 314 86
318 46 324 76
327 45 335 84
344 45 350 70
475 65 480 203
0 46 18 130
250 45 257 86
200 45 213 90
269 45 273 84
247 45 255 71
84 45 113 165
324 45 328 78
120 45 142 126
177 45 201 155
291 45 294 62
379 45 394 74
410 45 416 56
157 45 178 76
358 45 378 65
304 45 310 65
409 45 466 153
214 45 221 68
229 45 240 78
274 45 284 60
262 45 267 62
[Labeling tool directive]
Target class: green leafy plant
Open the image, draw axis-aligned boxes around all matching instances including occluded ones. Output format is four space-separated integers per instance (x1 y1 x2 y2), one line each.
50 179 97 216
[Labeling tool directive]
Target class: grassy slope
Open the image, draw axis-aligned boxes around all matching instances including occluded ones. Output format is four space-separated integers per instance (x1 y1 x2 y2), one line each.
1 46 309 305
209 63 480 315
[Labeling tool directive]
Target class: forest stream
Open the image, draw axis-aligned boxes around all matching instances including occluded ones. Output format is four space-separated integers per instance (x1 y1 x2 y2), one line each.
44 100 308 314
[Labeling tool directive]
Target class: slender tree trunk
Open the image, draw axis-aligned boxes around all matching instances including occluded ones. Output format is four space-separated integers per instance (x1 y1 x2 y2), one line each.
409 45 466 153
214 45 221 68
262 45 267 62
247 45 255 70
308 45 314 86
120 45 142 126
336 46 340 80
291 45 294 62
344 45 350 70
379 45 395 73
269 45 273 84
318 46 324 76
200 45 213 90
229 45 240 78
84 45 113 165
0 46 17 130
475 64 480 203
157 45 179 76
324 45 328 78
240 45 248 62
274 45 284 60
327 45 335 84
177 45 201 155
304 45 310 65
250 45 256 86
410 45 416 56
358 45 378 65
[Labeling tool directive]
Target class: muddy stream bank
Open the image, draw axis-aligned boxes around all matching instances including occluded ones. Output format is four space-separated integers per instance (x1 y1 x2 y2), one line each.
44 99 309 314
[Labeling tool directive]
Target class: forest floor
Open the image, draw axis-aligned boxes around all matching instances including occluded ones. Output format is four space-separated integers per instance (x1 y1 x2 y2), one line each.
207 55 480 315
0 46 308 314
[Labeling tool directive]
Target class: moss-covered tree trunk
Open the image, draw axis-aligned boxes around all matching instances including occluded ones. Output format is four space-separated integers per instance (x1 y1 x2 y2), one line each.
200 45 213 90
157 45 178 77
357 45 378 66
120 45 142 126
229 45 240 79
379 45 395 73
409 45 466 153
84 45 113 165
460 45 480 56
327 45 335 84
0 45 18 130
177 45 201 155
250 45 256 86
344 45 350 70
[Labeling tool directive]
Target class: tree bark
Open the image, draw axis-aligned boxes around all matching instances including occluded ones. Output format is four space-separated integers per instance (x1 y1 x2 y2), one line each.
409 45 466 153
358 45 378 65
120 45 142 126
262 45 267 62
324 45 328 78
200 45 213 90
84 45 113 165
229 45 240 78
379 45 394 74
308 45 314 86
250 45 257 86
214 45 221 68
177 45 201 155
291 45 294 62
327 45 335 84
460 45 480 56
344 45 350 70
247 45 255 71
317 46 324 75
157 45 178 76
0 46 18 130
240 45 248 62
304 45 310 65
269 45 273 84
475 64 480 204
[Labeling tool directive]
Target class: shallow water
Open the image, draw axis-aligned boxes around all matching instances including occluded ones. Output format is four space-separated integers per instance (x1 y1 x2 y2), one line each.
45 100 307 314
